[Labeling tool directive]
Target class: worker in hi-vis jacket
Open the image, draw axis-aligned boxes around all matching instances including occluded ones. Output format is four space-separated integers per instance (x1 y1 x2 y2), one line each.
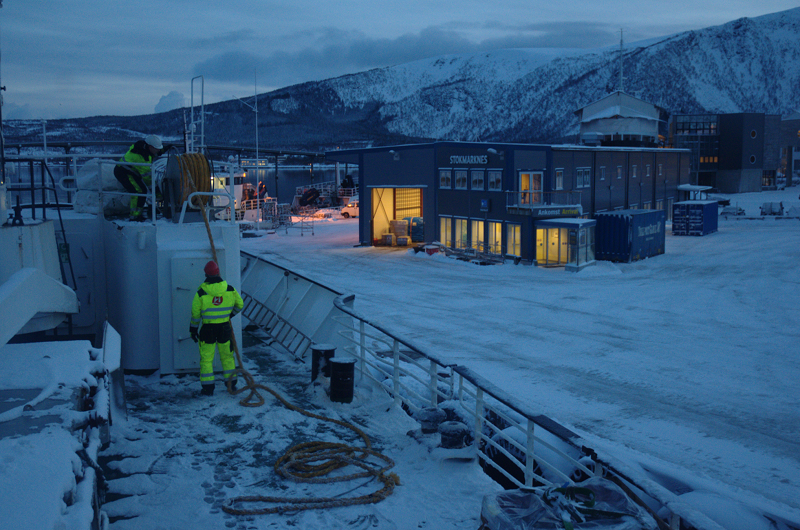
113 135 163 221
190 260 244 396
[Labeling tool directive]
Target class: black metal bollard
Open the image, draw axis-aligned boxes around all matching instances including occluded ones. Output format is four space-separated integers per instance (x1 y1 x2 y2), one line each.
311 344 336 382
329 358 356 403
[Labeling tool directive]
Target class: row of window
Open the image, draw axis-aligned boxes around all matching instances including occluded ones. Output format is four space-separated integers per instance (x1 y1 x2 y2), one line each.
674 115 719 136
554 165 663 189
439 169 503 191
440 216 522 257
441 165 666 192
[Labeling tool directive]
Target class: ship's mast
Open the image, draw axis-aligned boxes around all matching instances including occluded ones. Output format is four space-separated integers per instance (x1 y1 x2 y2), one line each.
0 1 6 186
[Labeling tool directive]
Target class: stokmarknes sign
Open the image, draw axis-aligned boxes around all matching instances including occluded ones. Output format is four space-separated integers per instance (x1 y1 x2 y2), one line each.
449 155 489 165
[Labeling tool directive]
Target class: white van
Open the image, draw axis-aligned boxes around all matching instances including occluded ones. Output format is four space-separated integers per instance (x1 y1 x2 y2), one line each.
341 197 359 218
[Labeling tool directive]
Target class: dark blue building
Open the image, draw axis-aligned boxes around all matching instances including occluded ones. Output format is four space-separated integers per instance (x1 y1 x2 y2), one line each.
326 142 690 265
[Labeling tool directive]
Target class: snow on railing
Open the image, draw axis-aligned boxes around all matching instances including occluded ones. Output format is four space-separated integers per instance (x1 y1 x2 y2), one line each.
330 295 594 490
239 252 729 530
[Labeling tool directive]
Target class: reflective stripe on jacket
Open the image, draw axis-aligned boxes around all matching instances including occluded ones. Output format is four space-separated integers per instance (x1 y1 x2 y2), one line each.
191 277 244 326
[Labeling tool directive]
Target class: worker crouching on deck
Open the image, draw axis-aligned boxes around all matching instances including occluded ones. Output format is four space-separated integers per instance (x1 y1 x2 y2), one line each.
114 135 164 221
190 260 244 396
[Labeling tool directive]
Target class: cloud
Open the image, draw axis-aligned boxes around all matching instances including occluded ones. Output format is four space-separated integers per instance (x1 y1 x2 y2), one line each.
191 22 635 90
478 22 627 49
192 51 264 84
154 91 187 113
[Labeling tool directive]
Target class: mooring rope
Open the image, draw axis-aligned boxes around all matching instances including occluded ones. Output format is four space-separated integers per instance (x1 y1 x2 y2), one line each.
182 157 399 514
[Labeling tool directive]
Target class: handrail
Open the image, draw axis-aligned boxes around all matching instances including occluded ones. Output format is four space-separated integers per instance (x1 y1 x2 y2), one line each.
506 189 583 209
239 252 725 529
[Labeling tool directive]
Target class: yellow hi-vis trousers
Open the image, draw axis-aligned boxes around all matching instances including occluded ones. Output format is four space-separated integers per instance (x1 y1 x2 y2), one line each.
199 340 237 385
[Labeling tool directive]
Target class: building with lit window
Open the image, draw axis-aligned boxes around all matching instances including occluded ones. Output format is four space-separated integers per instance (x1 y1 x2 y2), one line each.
669 113 785 192
326 142 690 266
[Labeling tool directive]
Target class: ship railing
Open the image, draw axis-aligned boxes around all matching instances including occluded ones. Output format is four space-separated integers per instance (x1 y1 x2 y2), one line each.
240 255 600 488
2 153 112 221
329 294 594 489
239 252 704 529
294 180 359 198
91 158 236 225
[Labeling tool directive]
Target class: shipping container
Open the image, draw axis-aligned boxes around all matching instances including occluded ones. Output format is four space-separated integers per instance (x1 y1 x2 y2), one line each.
594 209 666 262
672 201 718 236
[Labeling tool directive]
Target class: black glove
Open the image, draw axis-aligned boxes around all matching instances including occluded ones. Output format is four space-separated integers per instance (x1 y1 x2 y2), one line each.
190 327 199 343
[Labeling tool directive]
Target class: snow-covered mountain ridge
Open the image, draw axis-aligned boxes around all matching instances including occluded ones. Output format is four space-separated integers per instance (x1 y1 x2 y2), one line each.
5 8 799 150
315 7 800 143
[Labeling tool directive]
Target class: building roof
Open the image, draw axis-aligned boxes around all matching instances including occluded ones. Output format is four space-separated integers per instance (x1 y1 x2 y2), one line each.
574 91 663 122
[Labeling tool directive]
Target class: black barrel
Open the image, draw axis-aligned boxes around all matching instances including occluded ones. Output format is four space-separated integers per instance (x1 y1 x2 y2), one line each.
311 344 336 382
329 358 356 403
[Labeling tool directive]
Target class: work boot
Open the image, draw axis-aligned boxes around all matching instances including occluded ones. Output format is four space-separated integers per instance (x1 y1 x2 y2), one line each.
201 384 214 396
228 379 238 391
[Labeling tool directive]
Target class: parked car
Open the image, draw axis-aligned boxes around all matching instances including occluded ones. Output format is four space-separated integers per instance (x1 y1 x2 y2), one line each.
341 198 359 218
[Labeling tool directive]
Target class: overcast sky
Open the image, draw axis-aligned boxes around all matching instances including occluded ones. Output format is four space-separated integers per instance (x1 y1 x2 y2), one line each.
1 1 798 120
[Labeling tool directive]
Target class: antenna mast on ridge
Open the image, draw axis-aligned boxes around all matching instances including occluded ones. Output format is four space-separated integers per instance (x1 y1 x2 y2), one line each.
618 29 625 93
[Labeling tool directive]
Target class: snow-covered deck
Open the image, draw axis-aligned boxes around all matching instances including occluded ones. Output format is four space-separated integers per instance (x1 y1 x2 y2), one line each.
99 331 501 528
0 338 114 528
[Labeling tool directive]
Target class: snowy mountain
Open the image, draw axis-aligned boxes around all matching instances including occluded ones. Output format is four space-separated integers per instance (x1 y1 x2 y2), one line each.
5 8 800 150
317 7 800 144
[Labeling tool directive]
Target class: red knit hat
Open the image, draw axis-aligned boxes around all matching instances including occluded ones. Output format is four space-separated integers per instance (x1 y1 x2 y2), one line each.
204 260 220 276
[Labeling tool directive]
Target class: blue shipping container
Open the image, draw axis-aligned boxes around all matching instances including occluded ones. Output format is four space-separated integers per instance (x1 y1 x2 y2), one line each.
594 209 666 262
672 201 718 236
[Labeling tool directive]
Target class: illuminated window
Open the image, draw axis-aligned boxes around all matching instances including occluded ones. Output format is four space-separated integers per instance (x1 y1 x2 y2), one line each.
555 169 564 190
470 220 484 251
632 165 637 178
439 217 452 247
455 218 468 248
488 221 502 254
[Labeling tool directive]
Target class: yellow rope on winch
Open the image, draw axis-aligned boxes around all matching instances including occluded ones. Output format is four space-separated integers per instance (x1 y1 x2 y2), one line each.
185 164 399 514
177 153 212 208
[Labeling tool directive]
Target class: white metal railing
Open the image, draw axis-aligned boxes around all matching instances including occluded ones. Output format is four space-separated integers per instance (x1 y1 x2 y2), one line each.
295 179 358 198
506 189 582 209
238 252 732 530
329 295 594 489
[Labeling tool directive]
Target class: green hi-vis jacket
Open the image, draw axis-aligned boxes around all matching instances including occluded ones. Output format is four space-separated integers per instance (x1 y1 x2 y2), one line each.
190 277 244 327
119 140 155 184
